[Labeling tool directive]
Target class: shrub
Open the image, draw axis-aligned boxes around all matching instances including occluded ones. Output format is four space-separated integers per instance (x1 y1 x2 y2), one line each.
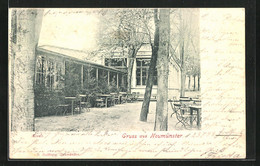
64 66 81 96
34 84 62 117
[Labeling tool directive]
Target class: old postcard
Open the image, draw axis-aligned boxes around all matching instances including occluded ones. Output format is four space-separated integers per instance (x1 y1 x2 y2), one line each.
8 8 245 159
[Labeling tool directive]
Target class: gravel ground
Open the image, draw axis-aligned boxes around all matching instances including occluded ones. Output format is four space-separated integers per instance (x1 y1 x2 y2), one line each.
35 101 196 131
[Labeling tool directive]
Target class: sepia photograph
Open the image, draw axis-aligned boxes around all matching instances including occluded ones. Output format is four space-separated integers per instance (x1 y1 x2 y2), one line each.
8 8 245 159
10 8 201 132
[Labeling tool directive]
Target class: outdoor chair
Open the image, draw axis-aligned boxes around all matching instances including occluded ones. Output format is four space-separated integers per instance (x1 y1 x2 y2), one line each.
192 99 201 105
108 94 115 106
114 93 119 104
136 92 140 100
179 97 193 110
110 93 119 105
169 100 181 117
120 94 127 104
76 94 91 113
152 94 157 100
126 93 133 103
56 96 70 116
95 96 106 107
169 101 197 130
132 92 137 101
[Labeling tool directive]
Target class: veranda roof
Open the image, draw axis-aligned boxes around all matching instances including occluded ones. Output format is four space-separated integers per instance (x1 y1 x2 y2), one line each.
37 45 127 74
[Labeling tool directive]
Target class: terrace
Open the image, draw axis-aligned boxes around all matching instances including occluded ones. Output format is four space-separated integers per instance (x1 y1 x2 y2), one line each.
35 90 200 132
35 102 176 131
33 45 201 131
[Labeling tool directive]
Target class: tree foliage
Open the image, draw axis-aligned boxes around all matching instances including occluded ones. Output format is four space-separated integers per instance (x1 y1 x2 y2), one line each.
168 9 200 95
95 9 155 92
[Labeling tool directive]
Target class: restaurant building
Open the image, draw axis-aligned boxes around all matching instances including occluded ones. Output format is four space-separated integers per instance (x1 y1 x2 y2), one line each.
35 44 181 101
103 44 181 99
35 45 128 92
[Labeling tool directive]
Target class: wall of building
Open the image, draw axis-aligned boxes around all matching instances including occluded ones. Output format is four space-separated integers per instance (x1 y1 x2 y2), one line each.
130 55 181 99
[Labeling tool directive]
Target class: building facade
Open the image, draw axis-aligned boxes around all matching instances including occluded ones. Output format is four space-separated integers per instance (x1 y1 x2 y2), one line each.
103 44 181 99
36 45 128 92
36 44 182 100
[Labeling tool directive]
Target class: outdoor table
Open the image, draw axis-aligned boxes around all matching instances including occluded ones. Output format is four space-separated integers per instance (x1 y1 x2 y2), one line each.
78 94 87 113
180 98 190 101
65 97 76 115
192 99 201 104
174 103 182 107
110 93 119 105
180 98 192 106
119 92 127 96
96 94 112 107
180 97 190 99
119 92 127 104
189 105 201 129
79 94 86 97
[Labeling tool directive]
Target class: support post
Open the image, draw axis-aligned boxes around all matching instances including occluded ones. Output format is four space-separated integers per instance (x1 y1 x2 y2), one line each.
108 71 110 85
96 68 98 86
81 65 83 89
54 62 57 89
122 74 125 88
117 73 119 89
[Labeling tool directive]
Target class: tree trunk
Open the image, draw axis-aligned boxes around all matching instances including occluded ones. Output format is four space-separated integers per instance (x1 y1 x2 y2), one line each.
127 55 134 93
10 9 17 132
10 9 43 131
154 9 170 131
140 9 159 122
127 46 139 93
193 75 196 91
198 75 200 91
188 75 190 90
180 42 186 97
180 71 186 97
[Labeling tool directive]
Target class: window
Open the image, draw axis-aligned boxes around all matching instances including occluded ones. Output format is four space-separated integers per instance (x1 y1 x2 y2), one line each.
36 56 60 90
109 72 117 85
105 58 127 68
118 73 122 87
83 66 89 89
46 60 55 90
55 62 63 89
98 69 108 85
136 58 157 86
55 62 62 82
36 56 46 85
